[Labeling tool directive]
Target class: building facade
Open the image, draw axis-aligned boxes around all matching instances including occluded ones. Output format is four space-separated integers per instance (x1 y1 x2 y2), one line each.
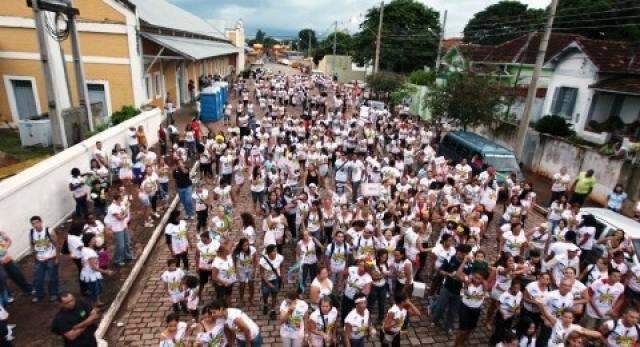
0 0 244 132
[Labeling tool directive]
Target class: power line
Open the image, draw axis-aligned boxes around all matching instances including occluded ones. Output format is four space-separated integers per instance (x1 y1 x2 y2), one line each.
465 6 640 31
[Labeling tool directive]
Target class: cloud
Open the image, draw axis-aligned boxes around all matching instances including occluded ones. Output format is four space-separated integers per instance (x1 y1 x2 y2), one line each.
167 0 550 39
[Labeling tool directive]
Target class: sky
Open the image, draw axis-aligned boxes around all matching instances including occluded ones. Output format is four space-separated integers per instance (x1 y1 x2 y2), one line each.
167 0 551 39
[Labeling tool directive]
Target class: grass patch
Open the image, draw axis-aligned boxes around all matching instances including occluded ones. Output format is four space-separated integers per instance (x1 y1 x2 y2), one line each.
0 128 51 162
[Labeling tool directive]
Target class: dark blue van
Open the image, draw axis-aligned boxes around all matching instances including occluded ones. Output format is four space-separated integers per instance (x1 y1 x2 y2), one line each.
437 131 523 183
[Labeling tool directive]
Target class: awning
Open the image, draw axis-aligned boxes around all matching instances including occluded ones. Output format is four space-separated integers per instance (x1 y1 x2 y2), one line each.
590 77 640 96
141 33 240 61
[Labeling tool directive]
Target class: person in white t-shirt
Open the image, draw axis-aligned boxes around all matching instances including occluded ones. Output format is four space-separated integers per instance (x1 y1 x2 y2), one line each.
278 290 309 347
550 167 571 206
260 244 284 317
195 231 219 297
344 294 375 347
210 300 262 345
489 281 522 345
342 261 373 322
161 258 185 313
79 233 112 305
233 238 257 305
69 168 88 217
598 307 640 347
212 239 237 307
584 270 625 329
535 305 602 347
164 210 190 270
381 291 421 347
307 297 338 347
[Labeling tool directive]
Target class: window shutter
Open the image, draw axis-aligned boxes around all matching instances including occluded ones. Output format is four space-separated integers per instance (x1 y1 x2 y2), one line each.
551 87 561 115
566 88 578 119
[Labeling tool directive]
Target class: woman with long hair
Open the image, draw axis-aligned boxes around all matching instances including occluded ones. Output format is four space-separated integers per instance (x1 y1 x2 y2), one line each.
233 238 258 305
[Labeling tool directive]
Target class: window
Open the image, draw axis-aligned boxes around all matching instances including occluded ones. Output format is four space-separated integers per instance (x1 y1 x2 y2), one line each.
4 76 41 122
551 87 578 119
153 73 163 98
144 75 152 101
87 83 108 119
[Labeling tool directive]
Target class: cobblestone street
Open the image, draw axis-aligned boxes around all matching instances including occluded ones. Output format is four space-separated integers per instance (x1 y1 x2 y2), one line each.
106 64 546 346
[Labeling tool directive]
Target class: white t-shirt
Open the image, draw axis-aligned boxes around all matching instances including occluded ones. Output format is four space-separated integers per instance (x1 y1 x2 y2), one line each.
197 240 220 270
586 279 624 319
161 268 185 303
344 266 372 299
523 281 548 313
577 226 596 250
298 239 318 264
80 247 102 282
279 299 309 339
105 203 126 232
31 228 56 261
213 255 237 285
549 321 580 346
604 319 640 347
462 281 486 309
196 320 227 347
164 221 189 254
260 254 284 281
544 290 574 318
552 173 572 192
325 242 350 272
345 309 370 340
226 308 260 341
309 307 338 346
385 304 407 334
69 177 87 198
499 291 523 319
502 230 527 256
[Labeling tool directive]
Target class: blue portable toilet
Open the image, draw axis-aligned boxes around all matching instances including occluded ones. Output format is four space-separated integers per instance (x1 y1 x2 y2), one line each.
199 85 221 122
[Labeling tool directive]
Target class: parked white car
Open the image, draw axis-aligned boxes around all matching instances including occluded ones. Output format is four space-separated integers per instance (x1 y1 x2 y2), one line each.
579 207 640 262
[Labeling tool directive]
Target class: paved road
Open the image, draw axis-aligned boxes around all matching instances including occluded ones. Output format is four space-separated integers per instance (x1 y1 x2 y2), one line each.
106 70 546 346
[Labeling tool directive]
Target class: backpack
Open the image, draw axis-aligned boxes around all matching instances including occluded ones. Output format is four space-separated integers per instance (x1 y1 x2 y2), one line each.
605 319 640 342
329 242 348 261
30 227 55 251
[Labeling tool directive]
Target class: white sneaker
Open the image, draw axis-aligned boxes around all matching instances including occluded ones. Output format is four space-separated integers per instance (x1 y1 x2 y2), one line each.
153 212 161 218
144 221 154 228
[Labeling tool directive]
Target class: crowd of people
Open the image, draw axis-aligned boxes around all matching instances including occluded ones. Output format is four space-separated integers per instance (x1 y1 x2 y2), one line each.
1 65 639 347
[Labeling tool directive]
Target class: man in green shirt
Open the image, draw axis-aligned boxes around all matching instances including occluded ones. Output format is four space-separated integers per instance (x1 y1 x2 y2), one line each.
570 169 596 206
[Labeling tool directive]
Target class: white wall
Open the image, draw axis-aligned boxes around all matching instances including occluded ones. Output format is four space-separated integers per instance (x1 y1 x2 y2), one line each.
0 108 163 260
542 51 598 134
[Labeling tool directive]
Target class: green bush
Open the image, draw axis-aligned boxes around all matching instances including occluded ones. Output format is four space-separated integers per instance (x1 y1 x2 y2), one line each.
534 115 574 137
111 105 140 125
408 70 435 86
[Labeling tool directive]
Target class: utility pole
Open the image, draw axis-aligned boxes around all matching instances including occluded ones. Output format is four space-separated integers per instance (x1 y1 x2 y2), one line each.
31 0 67 149
333 20 338 78
434 9 447 72
374 1 384 73
68 11 94 131
514 0 559 159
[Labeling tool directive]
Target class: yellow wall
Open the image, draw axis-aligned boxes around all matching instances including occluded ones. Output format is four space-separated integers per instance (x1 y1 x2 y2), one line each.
0 0 126 24
0 27 40 52
163 61 177 105
61 32 129 58
0 59 47 122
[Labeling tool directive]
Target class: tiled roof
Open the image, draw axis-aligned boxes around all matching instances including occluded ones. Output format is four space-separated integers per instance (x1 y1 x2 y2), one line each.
456 44 494 62
442 38 463 52
576 39 640 73
590 76 640 95
484 33 584 64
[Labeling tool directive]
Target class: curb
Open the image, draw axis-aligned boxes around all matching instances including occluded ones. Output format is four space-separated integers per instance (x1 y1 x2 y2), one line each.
95 163 198 346
95 194 179 346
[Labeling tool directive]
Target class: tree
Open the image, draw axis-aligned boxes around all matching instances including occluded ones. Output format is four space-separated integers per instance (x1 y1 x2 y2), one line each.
314 32 354 64
463 1 543 45
298 28 318 53
553 0 640 41
352 0 440 73
408 70 436 86
255 29 266 42
425 73 506 130
464 0 640 45
366 72 406 95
